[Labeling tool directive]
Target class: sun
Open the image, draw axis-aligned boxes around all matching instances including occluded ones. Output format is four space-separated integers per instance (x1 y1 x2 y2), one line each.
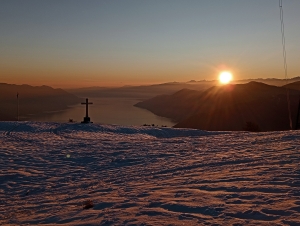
219 71 233 84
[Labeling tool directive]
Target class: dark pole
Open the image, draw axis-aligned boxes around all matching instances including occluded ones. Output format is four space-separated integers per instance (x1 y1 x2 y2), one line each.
17 92 19 121
86 98 88 117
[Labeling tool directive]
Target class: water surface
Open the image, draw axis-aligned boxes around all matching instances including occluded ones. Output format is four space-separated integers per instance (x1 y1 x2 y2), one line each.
25 97 175 127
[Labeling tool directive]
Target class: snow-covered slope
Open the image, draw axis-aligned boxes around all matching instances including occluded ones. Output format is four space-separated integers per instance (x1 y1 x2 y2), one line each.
0 122 299 225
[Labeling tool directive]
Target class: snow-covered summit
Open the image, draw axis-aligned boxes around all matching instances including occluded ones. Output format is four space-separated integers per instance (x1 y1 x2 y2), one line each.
1 121 299 225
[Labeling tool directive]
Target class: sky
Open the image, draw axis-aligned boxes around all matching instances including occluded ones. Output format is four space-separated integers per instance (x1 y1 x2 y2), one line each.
1 0 300 88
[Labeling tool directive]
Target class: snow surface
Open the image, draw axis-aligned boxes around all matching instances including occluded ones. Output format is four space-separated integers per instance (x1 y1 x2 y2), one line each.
0 121 300 225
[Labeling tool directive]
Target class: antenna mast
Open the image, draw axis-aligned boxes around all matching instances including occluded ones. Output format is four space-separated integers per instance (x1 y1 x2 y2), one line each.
279 0 293 129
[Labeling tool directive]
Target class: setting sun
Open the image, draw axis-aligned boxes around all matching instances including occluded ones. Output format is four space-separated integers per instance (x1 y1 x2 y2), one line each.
219 71 233 84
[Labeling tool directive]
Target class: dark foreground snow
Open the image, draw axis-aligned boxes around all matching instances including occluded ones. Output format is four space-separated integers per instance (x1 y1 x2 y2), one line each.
0 122 300 225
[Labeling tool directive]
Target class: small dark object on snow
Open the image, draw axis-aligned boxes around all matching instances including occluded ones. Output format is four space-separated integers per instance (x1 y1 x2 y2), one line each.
83 200 94 209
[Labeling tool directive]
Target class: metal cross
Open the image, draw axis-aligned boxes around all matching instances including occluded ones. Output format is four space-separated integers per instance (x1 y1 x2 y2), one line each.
81 98 93 123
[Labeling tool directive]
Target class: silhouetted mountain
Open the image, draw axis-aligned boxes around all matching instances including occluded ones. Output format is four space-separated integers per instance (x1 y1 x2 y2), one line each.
282 81 300 91
135 82 300 131
67 82 216 99
67 77 300 100
0 83 80 121
134 89 203 122
235 77 300 86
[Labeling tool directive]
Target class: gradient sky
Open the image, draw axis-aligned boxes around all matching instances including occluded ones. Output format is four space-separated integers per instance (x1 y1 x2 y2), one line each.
1 0 300 88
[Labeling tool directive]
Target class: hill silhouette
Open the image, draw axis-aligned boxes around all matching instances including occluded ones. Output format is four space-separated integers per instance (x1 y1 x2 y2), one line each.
0 83 80 121
67 77 300 99
67 82 216 99
135 82 300 131
282 81 300 91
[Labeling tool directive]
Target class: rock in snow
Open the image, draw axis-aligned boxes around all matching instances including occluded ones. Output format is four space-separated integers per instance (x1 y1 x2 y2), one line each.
0 121 299 225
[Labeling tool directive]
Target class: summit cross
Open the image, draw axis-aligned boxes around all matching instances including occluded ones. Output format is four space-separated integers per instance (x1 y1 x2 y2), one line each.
81 98 93 123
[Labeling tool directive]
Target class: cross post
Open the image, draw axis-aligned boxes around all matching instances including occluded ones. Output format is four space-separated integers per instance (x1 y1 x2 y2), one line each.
81 98 93 123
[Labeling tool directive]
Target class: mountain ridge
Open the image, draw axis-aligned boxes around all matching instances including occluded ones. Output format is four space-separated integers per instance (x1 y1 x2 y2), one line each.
135 81 300 131
67 77 300 99
0 83 80 121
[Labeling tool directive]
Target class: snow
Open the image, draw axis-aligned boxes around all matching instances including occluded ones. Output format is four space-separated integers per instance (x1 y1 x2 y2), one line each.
0 121 300 225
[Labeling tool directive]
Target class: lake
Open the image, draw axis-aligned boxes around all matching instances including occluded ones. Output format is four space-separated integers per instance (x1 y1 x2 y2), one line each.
25 97 175 127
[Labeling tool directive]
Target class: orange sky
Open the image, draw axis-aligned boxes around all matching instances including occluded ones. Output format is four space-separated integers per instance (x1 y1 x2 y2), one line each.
1 1 300 88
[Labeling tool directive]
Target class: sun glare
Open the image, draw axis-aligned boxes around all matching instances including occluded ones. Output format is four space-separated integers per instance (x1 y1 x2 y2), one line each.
219 71 233 84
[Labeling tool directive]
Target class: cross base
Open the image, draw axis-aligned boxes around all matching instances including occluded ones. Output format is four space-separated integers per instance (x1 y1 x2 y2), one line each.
81 116 92 124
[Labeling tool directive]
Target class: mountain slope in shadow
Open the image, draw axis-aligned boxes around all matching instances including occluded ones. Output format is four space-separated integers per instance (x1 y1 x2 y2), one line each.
0 83 80 121
282 81 300 91
135 82 300 131
134 89 203 122
67 77 300 99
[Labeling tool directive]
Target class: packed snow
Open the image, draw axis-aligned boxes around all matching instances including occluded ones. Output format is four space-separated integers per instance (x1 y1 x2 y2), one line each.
0 121 300 225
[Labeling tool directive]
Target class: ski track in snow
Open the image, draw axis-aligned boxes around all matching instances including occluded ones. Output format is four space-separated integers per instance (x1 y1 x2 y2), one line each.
0 121 300 225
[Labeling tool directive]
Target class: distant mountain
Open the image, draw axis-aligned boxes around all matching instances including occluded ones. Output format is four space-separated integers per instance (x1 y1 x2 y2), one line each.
134 89 203 122
282 81 300 91
67 77 300 100
0 83 80 121
135 82 300 131
67 82 217 99
234 77 300 87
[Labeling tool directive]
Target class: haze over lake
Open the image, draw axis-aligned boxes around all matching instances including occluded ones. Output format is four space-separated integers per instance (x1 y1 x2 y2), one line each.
24 97 175 127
